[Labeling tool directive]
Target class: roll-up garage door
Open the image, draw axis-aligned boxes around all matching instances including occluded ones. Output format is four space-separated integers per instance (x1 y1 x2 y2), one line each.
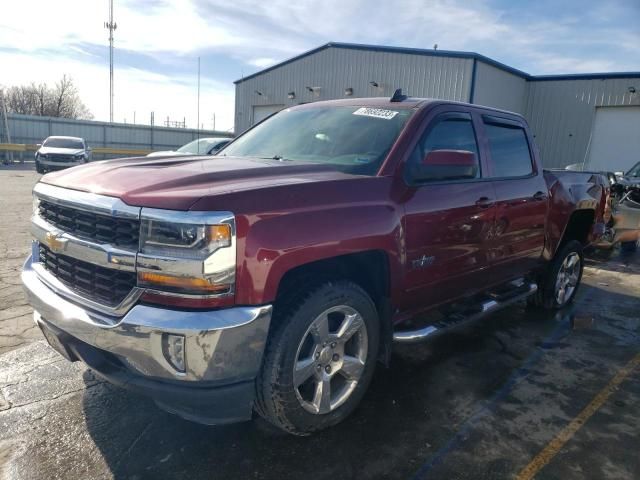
252 105 284 126
585 106 640 173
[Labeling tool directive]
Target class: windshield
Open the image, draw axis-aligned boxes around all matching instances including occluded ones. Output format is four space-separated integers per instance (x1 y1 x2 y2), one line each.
177 138 225 154
221 106 414 175
626 161 640 177
43 138 84 149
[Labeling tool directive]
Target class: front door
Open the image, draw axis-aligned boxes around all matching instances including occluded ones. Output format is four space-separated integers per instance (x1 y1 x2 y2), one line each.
400 111 496 311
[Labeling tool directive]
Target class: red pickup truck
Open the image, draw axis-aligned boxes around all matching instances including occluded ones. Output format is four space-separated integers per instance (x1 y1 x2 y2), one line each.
22 95 607 435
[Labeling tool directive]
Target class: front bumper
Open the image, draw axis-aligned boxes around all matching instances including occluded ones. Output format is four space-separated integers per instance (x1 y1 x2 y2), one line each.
38 159 82 168
21 254 272 424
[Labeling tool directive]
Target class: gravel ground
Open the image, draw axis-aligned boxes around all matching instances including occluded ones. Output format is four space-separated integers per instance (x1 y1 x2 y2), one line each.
0 165 41 355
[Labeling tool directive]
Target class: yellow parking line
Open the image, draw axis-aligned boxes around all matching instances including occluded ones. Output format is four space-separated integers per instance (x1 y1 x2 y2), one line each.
516 352 640 480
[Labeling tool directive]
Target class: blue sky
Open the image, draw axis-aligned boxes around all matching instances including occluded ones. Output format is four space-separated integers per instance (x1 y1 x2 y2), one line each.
1 0 638 131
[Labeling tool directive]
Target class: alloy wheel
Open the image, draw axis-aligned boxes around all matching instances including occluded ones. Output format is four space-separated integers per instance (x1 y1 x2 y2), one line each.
293 305 368 414
555 252 581 305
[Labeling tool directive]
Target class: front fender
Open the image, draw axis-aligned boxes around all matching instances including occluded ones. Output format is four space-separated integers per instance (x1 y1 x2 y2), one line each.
234 203 403 305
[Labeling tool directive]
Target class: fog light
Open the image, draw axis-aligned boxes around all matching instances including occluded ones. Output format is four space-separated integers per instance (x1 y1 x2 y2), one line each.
162 333 186 373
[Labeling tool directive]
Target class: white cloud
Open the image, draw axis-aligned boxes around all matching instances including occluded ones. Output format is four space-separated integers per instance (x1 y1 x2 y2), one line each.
0 50 235 132
247 58 277 68
1 0 638 129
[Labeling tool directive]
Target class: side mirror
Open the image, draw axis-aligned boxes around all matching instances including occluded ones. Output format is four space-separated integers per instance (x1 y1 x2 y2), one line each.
614 171 624 178
414 149 478 182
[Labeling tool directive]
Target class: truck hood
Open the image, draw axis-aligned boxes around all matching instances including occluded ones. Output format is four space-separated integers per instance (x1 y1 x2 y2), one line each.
39 147 84 156
41 155 362 210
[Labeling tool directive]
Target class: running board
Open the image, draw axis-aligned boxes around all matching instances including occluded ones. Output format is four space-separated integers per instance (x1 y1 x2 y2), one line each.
393 282 538 344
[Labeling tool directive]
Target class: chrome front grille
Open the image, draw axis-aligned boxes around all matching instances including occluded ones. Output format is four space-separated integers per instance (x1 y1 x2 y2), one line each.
39 244 136 307
38 199 140 248
44 154 75 162
32 183 142 313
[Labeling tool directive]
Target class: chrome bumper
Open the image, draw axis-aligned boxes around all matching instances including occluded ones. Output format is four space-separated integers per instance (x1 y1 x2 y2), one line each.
22 254 272 383
39 159 82 167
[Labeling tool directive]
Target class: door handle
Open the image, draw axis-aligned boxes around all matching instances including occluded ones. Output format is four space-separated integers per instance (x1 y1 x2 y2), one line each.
475 197 494 208
533 191 547 201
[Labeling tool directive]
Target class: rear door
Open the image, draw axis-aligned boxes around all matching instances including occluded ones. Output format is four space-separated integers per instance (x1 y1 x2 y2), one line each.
479 114 548 280
400 109 497 310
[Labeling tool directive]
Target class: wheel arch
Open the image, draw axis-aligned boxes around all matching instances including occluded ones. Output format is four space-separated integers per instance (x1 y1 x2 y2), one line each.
559 209 595 247
272 250 394 365
545 208 595 260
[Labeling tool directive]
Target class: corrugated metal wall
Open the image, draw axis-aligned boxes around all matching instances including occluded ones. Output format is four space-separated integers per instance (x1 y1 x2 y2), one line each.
235 45 640 168
235 48 473 133
524 78 640 168
5 114 232 160
472 61 527 114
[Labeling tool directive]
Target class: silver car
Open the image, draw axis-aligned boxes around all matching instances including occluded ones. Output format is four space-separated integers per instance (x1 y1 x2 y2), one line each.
35 136 91 173
146 137 232 158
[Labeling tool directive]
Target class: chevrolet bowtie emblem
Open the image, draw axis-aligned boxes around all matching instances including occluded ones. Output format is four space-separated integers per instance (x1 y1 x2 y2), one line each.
44 232 67 253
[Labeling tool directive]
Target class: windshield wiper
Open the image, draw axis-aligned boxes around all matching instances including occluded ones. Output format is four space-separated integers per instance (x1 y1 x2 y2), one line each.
256 155 291 162
219 154 292 161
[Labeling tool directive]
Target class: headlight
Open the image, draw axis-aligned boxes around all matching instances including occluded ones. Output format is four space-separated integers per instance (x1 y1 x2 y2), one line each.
137 209 236 302
74 153 84 159
140 219 231 259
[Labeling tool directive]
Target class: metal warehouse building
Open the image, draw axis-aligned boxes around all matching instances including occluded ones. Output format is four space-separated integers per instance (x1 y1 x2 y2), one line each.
234 42 640 170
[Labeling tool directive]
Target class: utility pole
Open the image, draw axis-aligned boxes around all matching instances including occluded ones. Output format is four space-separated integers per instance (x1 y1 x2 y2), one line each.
104 0 117 123
197 57 201 151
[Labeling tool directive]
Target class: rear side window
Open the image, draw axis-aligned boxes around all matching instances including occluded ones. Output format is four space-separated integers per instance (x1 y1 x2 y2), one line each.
484 122 533 177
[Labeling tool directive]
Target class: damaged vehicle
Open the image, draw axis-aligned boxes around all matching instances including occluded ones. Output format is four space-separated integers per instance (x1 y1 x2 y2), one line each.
599 161 640 251
35 136 91 174
22 94 607 435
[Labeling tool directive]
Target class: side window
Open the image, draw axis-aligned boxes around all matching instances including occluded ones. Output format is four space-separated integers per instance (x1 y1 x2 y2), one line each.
484 122 533 178
406 115 481 182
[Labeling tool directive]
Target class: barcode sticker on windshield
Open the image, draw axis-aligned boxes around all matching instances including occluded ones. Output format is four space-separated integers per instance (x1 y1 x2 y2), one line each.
353 107 398 120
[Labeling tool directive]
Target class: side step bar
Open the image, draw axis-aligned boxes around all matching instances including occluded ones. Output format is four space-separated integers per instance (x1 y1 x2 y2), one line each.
393 282 538 344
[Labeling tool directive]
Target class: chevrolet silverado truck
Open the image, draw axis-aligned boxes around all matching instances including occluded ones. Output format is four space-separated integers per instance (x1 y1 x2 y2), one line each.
22 94 607 435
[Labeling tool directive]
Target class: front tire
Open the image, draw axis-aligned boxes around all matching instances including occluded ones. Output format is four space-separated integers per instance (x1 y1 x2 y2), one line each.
530 240 584 309
255 281 379 435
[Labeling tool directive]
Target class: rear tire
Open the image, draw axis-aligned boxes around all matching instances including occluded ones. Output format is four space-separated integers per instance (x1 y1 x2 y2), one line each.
255 281 379 435
621 240 638 253
529 240 584 310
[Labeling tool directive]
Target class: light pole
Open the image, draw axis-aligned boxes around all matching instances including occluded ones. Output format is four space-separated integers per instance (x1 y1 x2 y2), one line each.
104 0 117 123
197 56 201 151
